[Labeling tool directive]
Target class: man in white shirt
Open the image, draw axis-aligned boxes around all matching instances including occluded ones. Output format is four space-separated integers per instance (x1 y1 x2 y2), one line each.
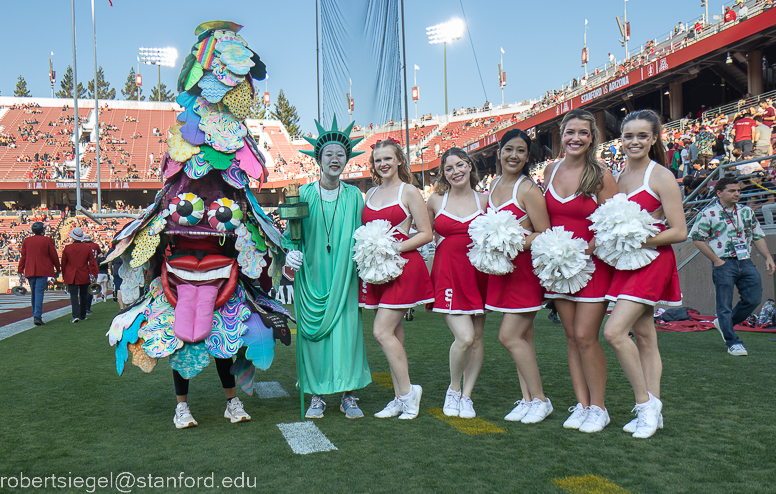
679 141 691 178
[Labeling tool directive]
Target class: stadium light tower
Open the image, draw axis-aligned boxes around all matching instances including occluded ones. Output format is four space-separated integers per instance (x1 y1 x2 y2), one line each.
139 47 178 101
427 18 465 116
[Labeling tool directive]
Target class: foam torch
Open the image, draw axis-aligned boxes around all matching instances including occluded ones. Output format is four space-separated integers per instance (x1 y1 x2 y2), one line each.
278 182 309 244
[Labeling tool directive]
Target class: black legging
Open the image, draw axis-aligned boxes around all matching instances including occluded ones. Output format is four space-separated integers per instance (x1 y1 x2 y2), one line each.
172 357 235 396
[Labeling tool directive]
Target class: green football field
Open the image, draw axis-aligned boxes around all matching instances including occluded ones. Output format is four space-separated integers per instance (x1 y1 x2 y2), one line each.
1 300 775 494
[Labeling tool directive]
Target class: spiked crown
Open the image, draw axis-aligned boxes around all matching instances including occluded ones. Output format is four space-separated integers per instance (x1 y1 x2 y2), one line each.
300 114 364 163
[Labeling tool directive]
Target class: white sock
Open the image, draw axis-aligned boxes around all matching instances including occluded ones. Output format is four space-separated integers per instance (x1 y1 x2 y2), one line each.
399 388 413 401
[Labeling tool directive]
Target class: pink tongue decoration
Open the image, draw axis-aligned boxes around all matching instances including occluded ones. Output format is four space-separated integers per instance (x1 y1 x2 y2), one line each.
174 284 218 342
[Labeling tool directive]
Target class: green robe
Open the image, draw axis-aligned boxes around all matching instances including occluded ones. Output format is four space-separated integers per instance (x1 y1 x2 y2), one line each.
286 181 371 395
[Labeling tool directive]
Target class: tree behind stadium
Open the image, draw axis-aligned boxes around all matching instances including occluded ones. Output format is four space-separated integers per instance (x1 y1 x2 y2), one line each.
150 82 175 102
270 89 301 138
87 66 116 100
55 66 86 99
121 67 145 101
14 75 31 97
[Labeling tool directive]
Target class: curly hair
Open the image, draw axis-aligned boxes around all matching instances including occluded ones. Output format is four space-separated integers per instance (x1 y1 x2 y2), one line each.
369 139 413 186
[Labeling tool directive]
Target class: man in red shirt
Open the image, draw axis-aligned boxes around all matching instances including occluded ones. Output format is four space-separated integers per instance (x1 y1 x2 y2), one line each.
759 99 775 129
82 233 101 314
62 228 98 323
724 6 737 23
18 222 61 325
733 110 756 155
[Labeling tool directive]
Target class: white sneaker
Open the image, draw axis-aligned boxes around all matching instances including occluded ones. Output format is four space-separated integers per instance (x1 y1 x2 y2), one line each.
624 413 663 433
713 318 725 342
443 387 461 417
374 398 403 418
459 395 476 419
173 402 198 429
578 405 610 433
727 343 748 356
521 397 553 424
563 403 588 429
632 393 663 439
224 397 251 423
504 399 531 422
398 384 423 420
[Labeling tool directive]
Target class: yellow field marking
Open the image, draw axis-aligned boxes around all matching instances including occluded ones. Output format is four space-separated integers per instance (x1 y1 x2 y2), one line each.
290 329 296 335
552 475 634 494
427 408 506 435
371 372 393 389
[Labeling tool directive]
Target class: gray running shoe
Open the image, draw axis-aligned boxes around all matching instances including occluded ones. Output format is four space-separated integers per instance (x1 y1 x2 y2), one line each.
305 395 326 419
340 394 364 419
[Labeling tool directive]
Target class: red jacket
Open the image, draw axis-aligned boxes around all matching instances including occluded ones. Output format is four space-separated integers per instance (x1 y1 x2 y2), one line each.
18 234 61 278
62 241 98 285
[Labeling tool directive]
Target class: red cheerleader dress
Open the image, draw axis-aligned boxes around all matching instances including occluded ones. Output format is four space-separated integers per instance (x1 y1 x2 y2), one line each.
544 163 614 302
485 176 544 312
429 190 488 314
359 182 434 309
606 161 682 306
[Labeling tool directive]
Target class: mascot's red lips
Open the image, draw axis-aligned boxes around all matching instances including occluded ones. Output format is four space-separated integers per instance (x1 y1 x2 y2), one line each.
161 255 238 343
162 255 238 308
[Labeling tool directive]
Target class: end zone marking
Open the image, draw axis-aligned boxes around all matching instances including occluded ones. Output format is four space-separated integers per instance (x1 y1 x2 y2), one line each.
253 381 290 398
553 474 633 494
371 372 393 389
427 408 506 435
276 422 338 455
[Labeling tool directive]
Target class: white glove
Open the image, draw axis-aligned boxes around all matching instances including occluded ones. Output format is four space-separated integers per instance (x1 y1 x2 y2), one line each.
285 250 303 271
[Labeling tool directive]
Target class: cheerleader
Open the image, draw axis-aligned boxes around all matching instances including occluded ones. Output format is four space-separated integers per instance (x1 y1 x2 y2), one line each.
426 147 488 418
486 129 553 424
602 110 686 438
543 109 618 433
361 138 434 420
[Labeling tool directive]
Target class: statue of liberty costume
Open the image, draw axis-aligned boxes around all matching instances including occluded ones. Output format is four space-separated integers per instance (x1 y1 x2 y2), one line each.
284 117 371 417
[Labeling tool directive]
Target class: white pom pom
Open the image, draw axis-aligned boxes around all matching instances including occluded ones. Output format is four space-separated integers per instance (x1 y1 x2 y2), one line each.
352 219 408 285
531 226 595 293
588 193 661 270
467 209 529 275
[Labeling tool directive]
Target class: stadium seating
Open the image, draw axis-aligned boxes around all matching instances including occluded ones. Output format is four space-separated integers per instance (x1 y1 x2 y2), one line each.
0 106 177 183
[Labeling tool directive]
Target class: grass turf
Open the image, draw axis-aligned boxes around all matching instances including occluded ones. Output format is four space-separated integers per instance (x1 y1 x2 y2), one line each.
1 300 775 493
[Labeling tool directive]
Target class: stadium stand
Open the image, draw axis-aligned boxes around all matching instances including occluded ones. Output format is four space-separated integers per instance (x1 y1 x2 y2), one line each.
0 104 177 184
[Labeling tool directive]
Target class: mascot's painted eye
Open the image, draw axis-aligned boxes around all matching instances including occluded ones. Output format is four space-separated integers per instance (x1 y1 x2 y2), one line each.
169 193 205 226
208 198 243 232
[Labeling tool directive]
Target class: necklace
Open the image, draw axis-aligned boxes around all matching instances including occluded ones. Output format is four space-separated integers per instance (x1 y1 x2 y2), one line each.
318 182 341 253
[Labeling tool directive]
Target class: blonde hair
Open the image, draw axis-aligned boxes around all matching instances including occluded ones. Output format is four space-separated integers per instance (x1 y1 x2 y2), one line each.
434 147 480 194
558 109 605 198
369 140 413 185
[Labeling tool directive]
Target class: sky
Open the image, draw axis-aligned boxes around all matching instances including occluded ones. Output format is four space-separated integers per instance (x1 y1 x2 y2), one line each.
1 0 731 134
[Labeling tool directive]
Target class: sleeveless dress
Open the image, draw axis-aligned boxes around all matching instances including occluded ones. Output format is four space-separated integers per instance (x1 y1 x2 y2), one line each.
606 162 682 306
359 183 435 309
485 176 544 313
544 164 614 302
429 190 488 314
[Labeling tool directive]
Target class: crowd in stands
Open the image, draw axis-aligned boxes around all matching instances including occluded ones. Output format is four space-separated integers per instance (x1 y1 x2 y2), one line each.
0 103 171 184
0 209 63 272
512 0 771 131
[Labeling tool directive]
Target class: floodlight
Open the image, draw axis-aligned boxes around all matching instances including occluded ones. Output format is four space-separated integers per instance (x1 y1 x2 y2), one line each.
426 18 465 45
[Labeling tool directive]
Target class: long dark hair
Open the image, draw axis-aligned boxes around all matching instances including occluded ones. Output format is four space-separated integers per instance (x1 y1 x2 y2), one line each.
435 147 480 194
620 109 667 167
499 128 533 179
